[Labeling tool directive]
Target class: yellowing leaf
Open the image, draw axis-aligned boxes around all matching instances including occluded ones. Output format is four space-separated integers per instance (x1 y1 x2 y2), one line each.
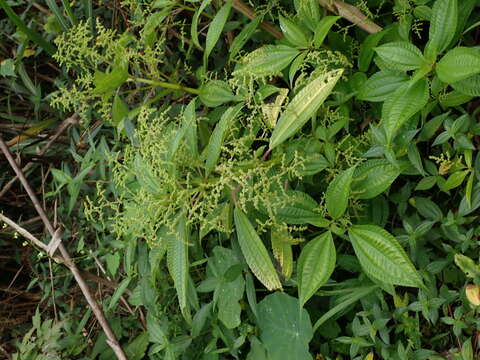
297 231 336 307
234 208 282 291
269 68 343 149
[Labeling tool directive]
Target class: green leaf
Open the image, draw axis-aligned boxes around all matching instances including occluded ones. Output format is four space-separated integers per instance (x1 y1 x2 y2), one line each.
325 166 356 219
382 78 429 142
191 0 211 50
352 159 401 199
166 215 191 322
279 15 310 48
182 99 198 157
348 225 423 287
266 190 322 225
235 45 300 77
451 74 480 96
112 94 128 126
234 208 282 291
441 170 469 191
436 47 480 84
374 42 425 71
269 68 343 149
93 65 129 94
358 30 388 72
294 0 321 32
297 232 336 307
125 332 149 360
107 278 131 311
199 80 239 107
205 247 245 329
229 16 262 62
257 292 313 360
357 70 410 102
426 0 457 54
0 58 16 77
313 16 340 49
205 103 243 176
204 0 233 67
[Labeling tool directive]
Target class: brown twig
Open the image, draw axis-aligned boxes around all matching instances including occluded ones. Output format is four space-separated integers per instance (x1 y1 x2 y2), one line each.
0 137 128 360
0 113 79 199
232 0 283 39
318 0 382 34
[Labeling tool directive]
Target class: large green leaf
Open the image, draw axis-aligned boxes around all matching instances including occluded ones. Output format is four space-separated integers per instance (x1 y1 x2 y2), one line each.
352 159 401 199
381 78 429 142
269 68 343 149
357 70 410 102
235 45 300 77
199 80 239 107
313 16 340 49
325 166 356 219
202 247 245 329
348 225 423 287
374 42 425 71
166 215 190 321
297 232 336 307
257 292 313 360
234 208 282 291
93 65 129 94
358 30 388 72
427 0 457 54
436 47 480 84
452 74 480 96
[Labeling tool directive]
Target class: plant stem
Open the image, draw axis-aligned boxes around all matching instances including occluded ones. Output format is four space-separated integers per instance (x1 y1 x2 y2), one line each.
130 78 200 95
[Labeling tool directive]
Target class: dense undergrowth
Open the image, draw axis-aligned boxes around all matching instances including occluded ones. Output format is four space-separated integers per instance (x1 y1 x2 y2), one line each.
0 0 479 359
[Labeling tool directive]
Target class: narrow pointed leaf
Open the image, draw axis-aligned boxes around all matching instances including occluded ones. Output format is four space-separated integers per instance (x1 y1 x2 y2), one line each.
166 215 190 321
234 208 282 291
235 45 300 77
297 231 336 307
382 78 429 142
205 103 243 175
313 16 340 48
269 68 343 149
348 225 423 287
326 166 356 218
279 15 310 48
204 0 232 67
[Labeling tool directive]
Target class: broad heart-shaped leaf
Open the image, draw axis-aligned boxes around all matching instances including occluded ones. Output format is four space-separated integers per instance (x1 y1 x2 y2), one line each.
203 246 245 329
269 68 343 149
204 0 232 67
204 103 243 176
374 42 425 71
357 70 410 102
234 208 282 291
279 15 310 48
436 47 480 84
166 214 191 322
382 78 429 143
297 231 336 307
326 166 356 219
348 225 423 288
234 45 300 77
257 292 313 360
427 0 457 54
352 159 402 199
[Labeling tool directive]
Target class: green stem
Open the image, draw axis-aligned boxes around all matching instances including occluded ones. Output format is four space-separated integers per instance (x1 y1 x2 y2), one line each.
129 78 200 95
